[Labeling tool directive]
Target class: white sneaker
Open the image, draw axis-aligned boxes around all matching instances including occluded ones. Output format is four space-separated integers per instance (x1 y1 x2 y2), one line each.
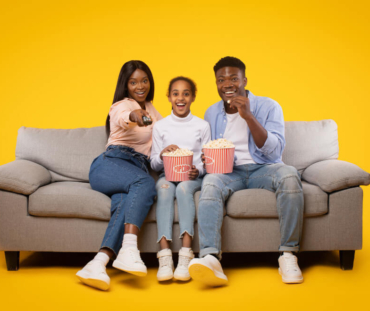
174 248 194 281
112 247 147 277
278 252 304 284
76 260 110 291
188 255 228 287
157 249 174 281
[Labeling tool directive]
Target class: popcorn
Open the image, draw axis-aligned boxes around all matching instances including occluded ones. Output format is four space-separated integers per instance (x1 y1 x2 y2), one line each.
162 148 194 157
203 139 235 149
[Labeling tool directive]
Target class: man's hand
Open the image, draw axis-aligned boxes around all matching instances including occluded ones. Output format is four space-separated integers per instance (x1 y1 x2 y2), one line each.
228 96 252 120
188 165 199 180
160 145 180 160
129 109 151 127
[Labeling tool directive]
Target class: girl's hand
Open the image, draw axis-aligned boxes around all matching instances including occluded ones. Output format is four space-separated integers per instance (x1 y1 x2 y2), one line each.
129 109 151 127
160 145 180 160
188 165 199 180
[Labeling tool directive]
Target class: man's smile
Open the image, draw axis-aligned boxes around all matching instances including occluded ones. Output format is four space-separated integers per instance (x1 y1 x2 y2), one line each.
224 90 237 98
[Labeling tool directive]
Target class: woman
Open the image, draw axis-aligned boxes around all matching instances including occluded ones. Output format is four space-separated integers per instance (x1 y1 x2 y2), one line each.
76 60 162 290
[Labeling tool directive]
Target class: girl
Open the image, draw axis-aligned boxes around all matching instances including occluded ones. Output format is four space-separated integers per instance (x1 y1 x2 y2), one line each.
76 60 162 290
151 77 211 281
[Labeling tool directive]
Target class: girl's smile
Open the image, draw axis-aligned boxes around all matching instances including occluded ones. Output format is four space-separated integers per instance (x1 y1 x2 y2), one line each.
169 80 194 118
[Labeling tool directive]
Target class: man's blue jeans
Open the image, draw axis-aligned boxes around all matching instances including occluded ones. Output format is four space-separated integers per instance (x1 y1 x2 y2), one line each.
89 145 156 256
156 175 203 243
198 163 304 259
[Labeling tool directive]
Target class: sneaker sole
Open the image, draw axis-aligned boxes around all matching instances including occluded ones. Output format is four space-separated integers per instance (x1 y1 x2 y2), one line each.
173 273 191 281
278 268 304 284
76 272 110 291
157 273 174 281
189 263 228 287
112 260 147 277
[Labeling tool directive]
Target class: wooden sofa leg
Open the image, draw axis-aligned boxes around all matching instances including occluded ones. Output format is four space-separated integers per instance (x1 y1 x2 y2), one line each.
340 250 355 270
5 251 20 271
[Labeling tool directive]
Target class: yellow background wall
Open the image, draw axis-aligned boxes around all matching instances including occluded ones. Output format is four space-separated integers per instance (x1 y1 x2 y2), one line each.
1 1 369 310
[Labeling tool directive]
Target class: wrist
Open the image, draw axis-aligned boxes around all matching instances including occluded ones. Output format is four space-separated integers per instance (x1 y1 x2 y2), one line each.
243 111 254 122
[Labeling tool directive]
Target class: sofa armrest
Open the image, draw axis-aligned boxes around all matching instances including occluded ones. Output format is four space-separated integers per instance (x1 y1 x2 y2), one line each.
0 160 51 195
302 159 370 193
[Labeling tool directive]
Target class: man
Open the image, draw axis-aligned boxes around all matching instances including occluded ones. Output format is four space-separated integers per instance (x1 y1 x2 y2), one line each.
188 56 304 286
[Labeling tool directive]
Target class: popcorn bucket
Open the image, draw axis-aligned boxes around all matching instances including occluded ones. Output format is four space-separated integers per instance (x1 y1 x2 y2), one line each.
203 147 235 174
163 155 193 182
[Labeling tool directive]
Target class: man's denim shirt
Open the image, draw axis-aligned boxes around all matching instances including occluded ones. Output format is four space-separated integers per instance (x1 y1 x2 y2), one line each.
204 91 285 164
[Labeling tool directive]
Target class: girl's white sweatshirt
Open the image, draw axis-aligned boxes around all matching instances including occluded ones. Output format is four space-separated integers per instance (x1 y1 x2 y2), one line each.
150 111 211 177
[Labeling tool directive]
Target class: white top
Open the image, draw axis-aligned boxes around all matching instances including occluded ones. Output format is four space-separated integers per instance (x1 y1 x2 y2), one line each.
151 112 211 177
223 112 256 166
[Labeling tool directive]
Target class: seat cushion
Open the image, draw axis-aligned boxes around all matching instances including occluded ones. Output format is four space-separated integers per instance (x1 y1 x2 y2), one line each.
29 182 111 221
145 191 227 223
226 181 328 218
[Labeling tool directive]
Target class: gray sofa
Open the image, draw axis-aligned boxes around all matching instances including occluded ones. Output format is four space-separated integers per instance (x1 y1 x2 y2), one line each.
1 120 369 271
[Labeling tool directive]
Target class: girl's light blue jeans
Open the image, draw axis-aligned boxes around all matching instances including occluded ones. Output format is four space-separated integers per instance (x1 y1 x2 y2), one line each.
156 175 203 243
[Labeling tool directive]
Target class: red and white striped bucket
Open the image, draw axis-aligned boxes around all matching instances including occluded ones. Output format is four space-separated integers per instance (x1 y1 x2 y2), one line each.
163 155 193 182
203 147 235 174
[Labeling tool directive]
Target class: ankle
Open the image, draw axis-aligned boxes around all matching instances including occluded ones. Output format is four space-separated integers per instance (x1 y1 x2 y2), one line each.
122 233 138 250
94 252 110 266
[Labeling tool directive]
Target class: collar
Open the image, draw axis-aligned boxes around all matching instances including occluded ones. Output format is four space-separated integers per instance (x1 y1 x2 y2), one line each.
217 90 256 115
170 111 193 123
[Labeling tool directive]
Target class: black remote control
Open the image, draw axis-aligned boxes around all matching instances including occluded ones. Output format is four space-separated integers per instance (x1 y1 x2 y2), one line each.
142 115 152 125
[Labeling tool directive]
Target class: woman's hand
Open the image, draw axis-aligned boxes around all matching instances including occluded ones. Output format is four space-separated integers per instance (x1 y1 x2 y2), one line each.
188 165 199 180
160 145 180 160
129 109 151 127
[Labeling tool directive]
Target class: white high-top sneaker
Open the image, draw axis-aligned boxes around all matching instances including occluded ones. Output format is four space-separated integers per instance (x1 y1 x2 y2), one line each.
174 248 194 281
278 252 304 284
76 260 110 291
188 255 228 287
157 249 174 281
112 247 147 277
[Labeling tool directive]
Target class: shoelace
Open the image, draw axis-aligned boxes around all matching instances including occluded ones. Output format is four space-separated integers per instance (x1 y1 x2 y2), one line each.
178 254 192 268
159 255 172 268
284 255 299 272
128 248 144 264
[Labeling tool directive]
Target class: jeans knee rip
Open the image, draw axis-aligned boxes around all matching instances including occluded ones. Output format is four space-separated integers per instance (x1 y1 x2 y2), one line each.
199 197 223 203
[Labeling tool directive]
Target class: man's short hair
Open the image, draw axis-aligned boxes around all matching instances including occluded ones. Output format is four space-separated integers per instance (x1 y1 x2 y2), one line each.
213 56 246 75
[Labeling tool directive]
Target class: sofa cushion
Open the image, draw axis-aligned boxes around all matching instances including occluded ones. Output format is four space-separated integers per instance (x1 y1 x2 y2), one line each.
0 160 51 195
29 181 326 222
226 181 328 218
16 126 107 182
283 120 339 172
29 182 111 220
302 160 370 192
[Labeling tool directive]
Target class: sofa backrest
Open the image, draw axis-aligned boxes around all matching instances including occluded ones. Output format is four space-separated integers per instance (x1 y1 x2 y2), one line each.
15 120 339 181
16 126 107 182
282 120 339 172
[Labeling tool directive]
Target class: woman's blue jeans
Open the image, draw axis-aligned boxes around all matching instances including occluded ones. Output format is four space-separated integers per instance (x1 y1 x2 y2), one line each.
156 175 203 243
89 145 156 256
